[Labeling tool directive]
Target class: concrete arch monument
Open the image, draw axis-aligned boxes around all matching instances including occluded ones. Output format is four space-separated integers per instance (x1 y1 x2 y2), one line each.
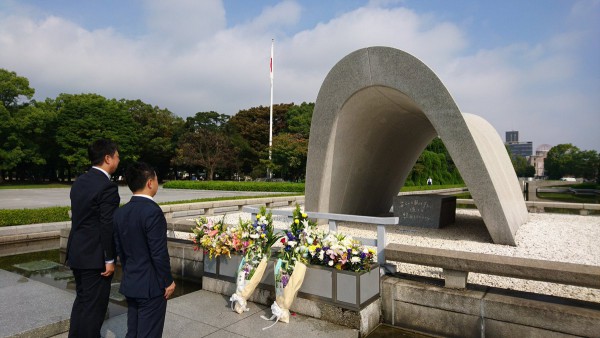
305 47 528 245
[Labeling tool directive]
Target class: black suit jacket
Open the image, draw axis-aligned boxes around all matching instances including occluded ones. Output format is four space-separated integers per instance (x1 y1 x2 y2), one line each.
66 168 120 269
113 196 173 299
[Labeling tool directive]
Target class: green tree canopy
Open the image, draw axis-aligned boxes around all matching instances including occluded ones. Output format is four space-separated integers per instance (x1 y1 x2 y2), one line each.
123 99 185 180
54 93 139 175
0 69 35 110
546 144 599 181
545 143 579 180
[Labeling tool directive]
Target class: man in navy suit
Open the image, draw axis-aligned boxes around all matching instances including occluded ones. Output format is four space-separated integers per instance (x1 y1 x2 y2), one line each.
66 139 120 337
113 162 176 338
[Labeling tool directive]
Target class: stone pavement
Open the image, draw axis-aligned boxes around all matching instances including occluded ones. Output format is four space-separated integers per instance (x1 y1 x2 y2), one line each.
0 269 73 337
0 269 358 338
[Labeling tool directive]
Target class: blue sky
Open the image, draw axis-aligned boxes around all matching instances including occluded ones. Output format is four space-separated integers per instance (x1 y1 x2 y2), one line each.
1 0 599 150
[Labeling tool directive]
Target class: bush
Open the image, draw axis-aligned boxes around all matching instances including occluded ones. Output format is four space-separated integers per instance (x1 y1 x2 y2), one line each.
163 180 305 192
0 207 71 227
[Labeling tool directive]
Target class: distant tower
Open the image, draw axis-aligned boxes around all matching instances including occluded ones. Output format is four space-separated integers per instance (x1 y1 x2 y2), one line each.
506 131 519 143
505 130 532 158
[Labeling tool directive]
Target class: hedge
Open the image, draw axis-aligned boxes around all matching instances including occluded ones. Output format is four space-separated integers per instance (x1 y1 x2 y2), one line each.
0 206 71 227
163 180 305 192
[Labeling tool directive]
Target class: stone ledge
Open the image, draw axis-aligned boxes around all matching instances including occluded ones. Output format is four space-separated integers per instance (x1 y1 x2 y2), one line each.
0 222 70 237
385 243 600 289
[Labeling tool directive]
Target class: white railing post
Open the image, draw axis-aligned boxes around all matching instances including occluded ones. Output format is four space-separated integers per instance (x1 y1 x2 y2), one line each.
377 224 386 265
329 220 337 232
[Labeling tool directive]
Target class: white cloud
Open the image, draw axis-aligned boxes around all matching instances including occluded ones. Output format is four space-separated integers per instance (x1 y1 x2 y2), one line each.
143 0 226 49
0 0 598 150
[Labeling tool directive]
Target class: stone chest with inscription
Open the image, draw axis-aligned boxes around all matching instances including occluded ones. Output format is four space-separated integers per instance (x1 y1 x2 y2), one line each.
393 194 457 228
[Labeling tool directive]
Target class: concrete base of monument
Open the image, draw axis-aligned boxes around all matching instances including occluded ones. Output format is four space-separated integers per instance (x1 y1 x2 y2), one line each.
202 276 381 337
382 275 600 337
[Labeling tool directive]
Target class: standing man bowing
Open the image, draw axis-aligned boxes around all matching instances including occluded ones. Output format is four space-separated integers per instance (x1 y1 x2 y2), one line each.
66 139 120 337
113 162 175 337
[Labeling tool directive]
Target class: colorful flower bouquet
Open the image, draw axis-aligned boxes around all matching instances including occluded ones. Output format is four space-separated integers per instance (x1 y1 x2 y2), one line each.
307 232 376 272
262 205 316 328
191 216 241 259
230 207 279 313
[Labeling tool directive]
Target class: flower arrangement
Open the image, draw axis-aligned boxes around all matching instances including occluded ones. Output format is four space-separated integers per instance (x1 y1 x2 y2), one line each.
277 205 318 288
191 216 238 259
307 232 376 272
235 207 278 281
263 205 316 327
231 207 279 314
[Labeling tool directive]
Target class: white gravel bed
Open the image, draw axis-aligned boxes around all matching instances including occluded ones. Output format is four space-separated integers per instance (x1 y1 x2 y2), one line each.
174 208 600 303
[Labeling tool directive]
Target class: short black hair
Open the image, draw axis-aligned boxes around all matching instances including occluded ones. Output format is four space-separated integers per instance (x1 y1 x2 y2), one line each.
88 139 118 166
125 162 156 192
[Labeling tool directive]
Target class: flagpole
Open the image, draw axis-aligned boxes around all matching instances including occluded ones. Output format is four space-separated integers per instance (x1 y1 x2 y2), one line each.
268 39 274 179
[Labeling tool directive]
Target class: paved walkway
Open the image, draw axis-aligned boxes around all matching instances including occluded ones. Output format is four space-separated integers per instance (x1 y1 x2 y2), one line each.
0 269 357 338
0 186 285 209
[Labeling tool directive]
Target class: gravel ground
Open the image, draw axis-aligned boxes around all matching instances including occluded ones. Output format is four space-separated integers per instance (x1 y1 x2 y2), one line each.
175 208 600 303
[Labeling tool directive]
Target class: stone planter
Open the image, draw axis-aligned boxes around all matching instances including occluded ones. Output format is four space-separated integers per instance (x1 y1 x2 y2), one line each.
298 264 380 311
203 254 243 282
204 254 379 311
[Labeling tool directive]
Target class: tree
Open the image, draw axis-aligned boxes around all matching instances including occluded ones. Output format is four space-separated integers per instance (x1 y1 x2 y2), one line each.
0 69 37 182
511 155 535 178
172 130 235 180
0 69 35 109
173 111 238 180
270 133 308 181
226 103 293 176
123 99 185 180
572 150 599 181
545 144 579 180
54 94 139 176
405 137 463 186
285 102 314 138
186 111 230 132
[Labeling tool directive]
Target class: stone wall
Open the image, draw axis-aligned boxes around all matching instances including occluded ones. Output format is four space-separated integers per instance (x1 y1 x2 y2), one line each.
381 275 600 337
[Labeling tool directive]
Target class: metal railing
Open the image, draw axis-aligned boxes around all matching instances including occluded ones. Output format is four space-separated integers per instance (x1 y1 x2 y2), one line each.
242 206 398 264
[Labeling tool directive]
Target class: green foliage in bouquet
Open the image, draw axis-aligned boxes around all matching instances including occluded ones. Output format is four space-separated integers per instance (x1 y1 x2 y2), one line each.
276 204 318 287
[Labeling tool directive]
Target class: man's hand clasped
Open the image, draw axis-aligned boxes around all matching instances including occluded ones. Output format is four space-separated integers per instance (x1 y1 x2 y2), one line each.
164 281 176 299
101 262 115 277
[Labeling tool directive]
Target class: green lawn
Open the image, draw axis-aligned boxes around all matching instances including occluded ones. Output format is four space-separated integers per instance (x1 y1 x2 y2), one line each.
0 193 302 227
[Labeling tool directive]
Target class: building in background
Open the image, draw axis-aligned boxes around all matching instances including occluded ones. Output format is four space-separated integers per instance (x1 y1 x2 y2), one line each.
505 130 533 158
505 131 519 143
528 144 552 178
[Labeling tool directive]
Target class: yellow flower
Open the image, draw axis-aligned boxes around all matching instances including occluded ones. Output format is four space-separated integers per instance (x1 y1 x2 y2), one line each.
301 212 307 218
260 233 265 238
335 263 342 270
294 219 299 224
256 214 262 219
308 245 317 252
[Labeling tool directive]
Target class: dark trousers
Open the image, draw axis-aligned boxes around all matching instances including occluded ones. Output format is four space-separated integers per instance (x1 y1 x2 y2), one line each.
69 268 112 338
126 294 167 338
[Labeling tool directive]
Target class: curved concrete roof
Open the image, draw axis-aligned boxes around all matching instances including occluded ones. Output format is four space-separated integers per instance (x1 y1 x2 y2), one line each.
305 47 528 245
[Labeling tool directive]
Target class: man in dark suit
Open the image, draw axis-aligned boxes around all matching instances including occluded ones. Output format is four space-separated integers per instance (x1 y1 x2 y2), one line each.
66 139 121 337
113 162 175 338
